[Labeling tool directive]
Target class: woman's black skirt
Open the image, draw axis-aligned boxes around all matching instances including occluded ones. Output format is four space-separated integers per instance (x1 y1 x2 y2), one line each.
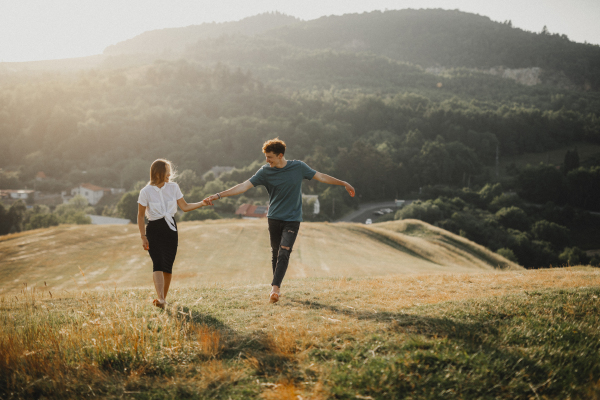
146 218 178 274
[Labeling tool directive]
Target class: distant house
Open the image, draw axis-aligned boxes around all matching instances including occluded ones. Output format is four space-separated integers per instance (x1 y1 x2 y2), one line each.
66 183 125 205
35 171 47 181
235 204 269 219
302 194 320 214
0 189 35 200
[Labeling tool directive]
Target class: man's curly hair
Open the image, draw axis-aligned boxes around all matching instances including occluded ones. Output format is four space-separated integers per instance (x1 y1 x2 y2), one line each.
262 138 286 155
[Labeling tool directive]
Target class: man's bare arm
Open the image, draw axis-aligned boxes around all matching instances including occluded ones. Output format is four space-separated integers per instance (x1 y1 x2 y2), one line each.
312 172 355 197
206 180 253 203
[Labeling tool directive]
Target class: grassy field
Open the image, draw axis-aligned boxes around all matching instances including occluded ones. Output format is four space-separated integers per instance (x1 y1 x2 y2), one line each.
1 268 599 399
0 219 519 295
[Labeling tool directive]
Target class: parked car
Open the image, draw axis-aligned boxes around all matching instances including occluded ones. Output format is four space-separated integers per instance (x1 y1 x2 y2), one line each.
373 210 384 215
365 219 372 224
381 208 394 214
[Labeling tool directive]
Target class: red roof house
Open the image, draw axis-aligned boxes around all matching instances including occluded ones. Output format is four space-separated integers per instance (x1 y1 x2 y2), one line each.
235 204 269 219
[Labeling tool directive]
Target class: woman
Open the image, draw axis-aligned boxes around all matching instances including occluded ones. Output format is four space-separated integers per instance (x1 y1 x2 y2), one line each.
137 159 210 309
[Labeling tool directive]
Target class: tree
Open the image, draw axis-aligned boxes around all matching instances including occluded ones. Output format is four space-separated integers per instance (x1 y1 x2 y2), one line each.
563 149 580 174
395 200 443 224
7 200 27 233
177 169 201 195
54 196 93 225
495 207 529 231
25 213 60 230
496 248 518 263
559 247 590 266
567 166 600 211
515 164 567 204
318 186 354 220
0 204 10 235
531 220 570 250
116 191 139 223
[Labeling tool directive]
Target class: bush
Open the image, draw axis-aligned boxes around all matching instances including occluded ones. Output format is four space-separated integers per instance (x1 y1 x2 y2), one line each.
24 213 60 230
495 207 529 231
559 247 590 266
395 200 442 224
60 211 91 225
478 183 503 204
530 220 570 250
181 208 222 221
55 195 94 225
515 164 567 205
505 230 558 268
116 191 139 223
488 193 525 212
496 248 518 263
318 186 355 220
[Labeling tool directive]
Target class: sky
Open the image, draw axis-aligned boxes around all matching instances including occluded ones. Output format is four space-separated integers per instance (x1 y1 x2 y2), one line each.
1 0 599 62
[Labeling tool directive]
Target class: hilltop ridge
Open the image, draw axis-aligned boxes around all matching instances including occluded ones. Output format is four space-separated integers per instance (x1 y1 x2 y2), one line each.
103 12 299 56
0 219 519 294
104 9 600 90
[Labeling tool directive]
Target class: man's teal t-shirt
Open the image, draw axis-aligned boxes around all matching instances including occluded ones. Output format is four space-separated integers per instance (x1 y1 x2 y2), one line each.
249 160 316 222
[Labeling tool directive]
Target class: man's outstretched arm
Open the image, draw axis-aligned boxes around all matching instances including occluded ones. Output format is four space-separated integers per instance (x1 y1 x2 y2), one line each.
205 180 253 204
313 172 355 197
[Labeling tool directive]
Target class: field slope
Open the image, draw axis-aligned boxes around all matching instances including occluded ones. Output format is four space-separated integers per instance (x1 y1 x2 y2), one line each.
1 268 599 399
0 219 519 294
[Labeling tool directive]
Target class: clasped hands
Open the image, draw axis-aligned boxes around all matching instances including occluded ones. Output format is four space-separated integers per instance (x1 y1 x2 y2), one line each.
202 193 220 206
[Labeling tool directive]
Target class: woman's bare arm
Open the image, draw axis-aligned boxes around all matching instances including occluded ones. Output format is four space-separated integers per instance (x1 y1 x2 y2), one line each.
137 204 149 250
177 197 210 212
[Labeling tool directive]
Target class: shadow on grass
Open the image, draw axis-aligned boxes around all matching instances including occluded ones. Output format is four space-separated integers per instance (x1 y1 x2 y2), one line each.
170 305 300 379
287 298 498 343
284 297 573 398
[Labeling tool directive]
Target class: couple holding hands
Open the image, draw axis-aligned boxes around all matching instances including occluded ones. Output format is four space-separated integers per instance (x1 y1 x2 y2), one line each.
137 138 355 308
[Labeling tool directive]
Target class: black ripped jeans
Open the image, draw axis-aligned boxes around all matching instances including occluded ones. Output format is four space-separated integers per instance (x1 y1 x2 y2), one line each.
268 218 300 288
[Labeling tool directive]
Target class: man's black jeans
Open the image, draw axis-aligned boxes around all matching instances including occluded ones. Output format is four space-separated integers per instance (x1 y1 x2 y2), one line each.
268 218 300 287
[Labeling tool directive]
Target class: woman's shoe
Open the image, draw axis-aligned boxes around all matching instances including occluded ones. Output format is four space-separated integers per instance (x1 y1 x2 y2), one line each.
269 292 279 303
153 299 166 309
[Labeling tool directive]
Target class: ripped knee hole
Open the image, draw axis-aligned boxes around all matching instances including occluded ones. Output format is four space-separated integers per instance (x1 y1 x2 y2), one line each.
281 246 290 250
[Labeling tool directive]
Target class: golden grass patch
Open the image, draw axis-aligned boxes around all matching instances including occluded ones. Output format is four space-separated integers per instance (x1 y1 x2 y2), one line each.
1 267 599 398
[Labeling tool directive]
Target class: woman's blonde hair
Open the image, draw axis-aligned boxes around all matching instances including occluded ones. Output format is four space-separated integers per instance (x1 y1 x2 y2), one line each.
149 159 177 186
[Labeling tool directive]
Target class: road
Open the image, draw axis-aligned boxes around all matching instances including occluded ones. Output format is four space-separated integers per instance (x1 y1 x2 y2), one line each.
335 200 413 223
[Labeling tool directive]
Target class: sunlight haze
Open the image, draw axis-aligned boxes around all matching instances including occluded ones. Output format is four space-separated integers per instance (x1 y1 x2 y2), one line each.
1 0 599 62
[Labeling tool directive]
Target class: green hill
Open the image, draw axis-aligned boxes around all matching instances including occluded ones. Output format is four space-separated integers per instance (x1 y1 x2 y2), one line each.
0 219 519 295
105 9 600 90
103 12 299 56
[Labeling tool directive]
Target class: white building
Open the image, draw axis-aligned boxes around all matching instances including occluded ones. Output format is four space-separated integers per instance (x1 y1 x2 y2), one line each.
302 194 320 214
0 189 35 200
65 184 125 205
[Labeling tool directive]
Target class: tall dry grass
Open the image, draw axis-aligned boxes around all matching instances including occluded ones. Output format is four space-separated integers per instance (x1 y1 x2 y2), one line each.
1 267 599 398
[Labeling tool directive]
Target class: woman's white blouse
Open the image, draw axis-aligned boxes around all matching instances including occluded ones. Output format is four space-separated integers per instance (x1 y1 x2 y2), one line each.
137 182 184 231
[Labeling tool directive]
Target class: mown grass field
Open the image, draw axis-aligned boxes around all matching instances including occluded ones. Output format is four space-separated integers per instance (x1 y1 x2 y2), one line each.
0 219 519 295
2 268 599 399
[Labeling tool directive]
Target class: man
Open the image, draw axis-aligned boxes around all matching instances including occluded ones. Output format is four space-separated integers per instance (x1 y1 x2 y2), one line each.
204 138 355 303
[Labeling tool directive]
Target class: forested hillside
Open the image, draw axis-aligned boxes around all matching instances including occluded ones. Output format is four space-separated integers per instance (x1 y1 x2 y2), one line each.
104 12 299 56
1 9 600 267
106 9 600 90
